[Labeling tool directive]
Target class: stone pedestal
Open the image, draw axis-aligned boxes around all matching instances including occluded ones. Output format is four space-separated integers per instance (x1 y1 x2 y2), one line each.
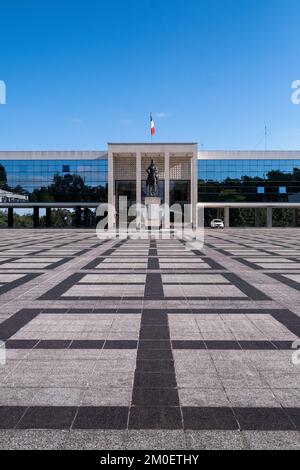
145 197 161 229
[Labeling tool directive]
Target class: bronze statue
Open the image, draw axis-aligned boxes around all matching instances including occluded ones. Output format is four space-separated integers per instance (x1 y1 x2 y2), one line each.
146 159 159 197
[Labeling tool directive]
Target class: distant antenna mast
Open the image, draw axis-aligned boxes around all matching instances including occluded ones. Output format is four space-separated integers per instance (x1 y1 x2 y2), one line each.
264 125 268 151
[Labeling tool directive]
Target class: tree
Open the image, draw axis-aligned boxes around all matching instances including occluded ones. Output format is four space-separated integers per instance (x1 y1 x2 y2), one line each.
0 164 8 190
12 185 30 197
30 187 55 202
29 173 108 203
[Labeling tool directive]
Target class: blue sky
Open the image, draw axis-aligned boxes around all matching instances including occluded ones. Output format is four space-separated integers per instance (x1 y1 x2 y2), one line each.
0 0 299 150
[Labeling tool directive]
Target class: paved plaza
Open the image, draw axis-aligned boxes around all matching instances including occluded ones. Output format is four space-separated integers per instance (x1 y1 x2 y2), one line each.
0 228 300 449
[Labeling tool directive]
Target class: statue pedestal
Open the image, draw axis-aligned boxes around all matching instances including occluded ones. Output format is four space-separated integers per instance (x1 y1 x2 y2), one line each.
145 197 161 230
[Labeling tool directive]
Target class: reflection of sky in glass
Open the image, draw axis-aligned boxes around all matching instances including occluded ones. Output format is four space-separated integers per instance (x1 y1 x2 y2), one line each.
2 158 300 194
0 159 108 191
198 160 300 181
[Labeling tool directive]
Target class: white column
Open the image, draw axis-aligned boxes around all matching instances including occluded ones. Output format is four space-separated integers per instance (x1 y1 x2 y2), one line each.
191 153 198 228
136 151 142 229
164 151 170 229
108 151 114 230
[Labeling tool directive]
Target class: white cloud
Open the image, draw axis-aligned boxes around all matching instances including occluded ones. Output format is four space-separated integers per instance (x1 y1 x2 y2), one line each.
69 118 82 124
120 118 134 125
155 112 171 119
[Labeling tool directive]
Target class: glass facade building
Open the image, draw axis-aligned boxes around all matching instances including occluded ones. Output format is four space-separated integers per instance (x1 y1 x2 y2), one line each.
0 152 108 202
0 149 300 205
0 159 108 193
198 157 300 202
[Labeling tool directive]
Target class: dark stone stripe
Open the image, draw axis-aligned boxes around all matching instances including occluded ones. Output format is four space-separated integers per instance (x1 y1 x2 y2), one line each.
129 240 181 430
100 240 127 257
35 340 72 349
163 282 229 285
81 267 147 271
172 340 293 350
0 257 19 266
69 340 105 349
104 340 138 349
55 296 144 301
27 307 292 315
267 273 300 300
223 272 271 300
42 248 91 257
45 257 74 269
200 257 225 270
5 339 294 351
182 407 238 430
235 257 300 271
5 339 39 349
79 282 144 285
5 339 138 350
0 273 41 297
0 405 299 430
0 407 28 429
73 406 129 430
81 257 105 269
129 406 182 430
165 296 254 301
144 273 164 300
182 407 298 431
272 308 300 338
148 240 160 269
38 273 85 300
74 240 124 269
0 309 40 342
147 257 160 270
17 406 78 430
232 407 297 432
0 257 74 270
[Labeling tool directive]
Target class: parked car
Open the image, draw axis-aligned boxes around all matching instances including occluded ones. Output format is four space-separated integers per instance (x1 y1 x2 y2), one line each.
210 219 225 229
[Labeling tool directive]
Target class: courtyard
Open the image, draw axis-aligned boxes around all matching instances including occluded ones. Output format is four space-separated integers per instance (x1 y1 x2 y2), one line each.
0 228 299 449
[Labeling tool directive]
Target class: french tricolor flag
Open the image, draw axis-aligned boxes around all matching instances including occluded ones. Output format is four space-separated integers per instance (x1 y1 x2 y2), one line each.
150 114 155 137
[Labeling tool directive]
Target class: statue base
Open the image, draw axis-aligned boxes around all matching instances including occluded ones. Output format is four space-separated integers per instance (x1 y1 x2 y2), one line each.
145 197 161 230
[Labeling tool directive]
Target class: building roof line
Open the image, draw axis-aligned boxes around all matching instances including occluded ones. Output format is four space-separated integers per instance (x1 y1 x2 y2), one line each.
108 142 198 145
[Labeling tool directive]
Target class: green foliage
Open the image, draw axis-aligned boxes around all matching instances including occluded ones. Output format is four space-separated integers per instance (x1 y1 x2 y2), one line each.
14 212 34 228
11 185 30 197
0 210 33 228
272 208 293 227
0 164 8 190
30 174 107 203
0 211 8 227
199 168 300 203
39 209 75 227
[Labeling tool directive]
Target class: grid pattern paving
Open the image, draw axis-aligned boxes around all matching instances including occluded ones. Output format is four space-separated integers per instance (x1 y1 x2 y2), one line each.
0 228 300 449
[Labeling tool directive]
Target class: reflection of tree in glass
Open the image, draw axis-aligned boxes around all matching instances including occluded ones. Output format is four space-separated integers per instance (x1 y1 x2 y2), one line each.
0 164 8 190
199 168 300 203
30 173 107 203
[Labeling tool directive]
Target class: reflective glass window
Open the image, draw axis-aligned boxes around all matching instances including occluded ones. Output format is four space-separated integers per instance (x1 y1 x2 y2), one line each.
279 186 287 194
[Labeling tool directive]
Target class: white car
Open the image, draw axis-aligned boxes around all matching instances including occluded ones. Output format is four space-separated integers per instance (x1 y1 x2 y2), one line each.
210 219 225 229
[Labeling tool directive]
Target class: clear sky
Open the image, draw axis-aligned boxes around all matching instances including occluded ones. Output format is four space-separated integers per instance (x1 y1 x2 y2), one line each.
0 0 299 150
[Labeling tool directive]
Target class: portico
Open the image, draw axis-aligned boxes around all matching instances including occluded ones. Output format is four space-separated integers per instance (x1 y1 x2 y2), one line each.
107 143 198 230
